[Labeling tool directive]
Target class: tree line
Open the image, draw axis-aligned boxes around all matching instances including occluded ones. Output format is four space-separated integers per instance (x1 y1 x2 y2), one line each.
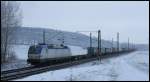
1 1 22 63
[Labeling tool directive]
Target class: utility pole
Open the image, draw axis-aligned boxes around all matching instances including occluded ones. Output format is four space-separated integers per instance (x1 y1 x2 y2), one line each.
117 32 119 52
99 30 101 55
128 37 129 51
76 30 101 62
112 38 113 52
43 30 45 44
90 32 92 48
98 30 99 57
34 40 36 45
98 30 101 62
62 33 65 45
90 32 92 55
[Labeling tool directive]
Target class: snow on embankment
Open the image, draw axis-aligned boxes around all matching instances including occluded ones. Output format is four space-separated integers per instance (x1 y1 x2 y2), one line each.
113 51 149 81
12 45 30 60
68 45 87 55
1 45 30 71
125 51 149 74
1 60 29 71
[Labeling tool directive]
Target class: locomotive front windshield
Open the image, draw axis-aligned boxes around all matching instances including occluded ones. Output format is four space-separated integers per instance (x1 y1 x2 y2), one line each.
28 45 42 54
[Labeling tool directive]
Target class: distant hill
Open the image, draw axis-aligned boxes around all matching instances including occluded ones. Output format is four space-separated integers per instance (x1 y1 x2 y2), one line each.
12 27 114 48
12 27 146 50
134 44 149 51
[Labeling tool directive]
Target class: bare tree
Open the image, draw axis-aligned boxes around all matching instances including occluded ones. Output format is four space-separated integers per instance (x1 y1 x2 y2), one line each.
1 1 22 63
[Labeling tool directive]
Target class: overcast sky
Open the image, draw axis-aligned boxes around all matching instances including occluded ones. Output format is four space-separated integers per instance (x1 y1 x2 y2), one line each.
19 1 149 44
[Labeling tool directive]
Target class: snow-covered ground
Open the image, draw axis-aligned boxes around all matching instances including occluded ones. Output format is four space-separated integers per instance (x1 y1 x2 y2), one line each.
1 45 30 71
12 45 30 60
1 59 30 71
15 50 149 81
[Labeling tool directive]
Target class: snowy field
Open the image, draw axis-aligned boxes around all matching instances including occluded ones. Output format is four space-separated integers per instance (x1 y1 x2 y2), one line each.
15 50 149 81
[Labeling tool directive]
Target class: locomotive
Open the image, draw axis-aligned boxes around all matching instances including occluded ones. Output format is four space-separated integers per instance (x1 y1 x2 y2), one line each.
27 43 88 65
27 43 72 64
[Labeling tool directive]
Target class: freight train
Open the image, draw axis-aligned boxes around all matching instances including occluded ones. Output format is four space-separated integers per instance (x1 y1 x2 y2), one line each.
27 43 131 65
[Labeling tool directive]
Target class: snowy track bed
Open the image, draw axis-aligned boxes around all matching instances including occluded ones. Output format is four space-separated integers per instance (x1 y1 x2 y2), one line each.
1 60 30 71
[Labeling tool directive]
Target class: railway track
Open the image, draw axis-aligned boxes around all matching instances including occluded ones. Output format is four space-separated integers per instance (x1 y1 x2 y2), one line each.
1 50 135 81
1 57 98 81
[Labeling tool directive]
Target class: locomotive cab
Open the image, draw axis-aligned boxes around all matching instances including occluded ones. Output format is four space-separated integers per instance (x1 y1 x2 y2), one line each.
27 44 47 63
